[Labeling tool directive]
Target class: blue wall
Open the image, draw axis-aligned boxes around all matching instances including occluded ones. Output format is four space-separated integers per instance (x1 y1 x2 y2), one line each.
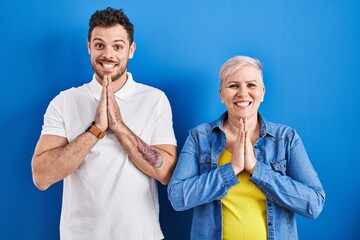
1 0 359 239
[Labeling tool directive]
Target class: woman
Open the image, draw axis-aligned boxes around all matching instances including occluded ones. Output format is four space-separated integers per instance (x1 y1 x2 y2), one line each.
167 56 325 240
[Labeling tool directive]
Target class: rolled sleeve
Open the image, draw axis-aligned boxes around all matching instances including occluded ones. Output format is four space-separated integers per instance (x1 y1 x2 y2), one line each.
219 163 239 190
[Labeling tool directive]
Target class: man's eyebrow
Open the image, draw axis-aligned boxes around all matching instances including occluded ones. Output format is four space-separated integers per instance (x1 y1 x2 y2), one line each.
92 38 126 44
113 39 126 44
92 37 104 42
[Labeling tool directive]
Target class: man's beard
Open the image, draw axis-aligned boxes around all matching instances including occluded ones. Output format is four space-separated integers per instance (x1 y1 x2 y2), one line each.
91 61 128 82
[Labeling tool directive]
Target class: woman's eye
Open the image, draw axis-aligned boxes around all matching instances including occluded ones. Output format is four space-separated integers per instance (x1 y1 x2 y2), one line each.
228 84 239 89
247 83 256 88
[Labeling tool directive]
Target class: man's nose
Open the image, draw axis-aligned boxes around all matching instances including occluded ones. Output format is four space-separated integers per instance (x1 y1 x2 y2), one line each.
102 48 114 60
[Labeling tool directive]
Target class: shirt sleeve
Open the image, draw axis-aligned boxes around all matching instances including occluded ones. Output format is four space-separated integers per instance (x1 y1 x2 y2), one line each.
41 92 66 138
250 130 325 219
150 92 177 146
168 132 239 211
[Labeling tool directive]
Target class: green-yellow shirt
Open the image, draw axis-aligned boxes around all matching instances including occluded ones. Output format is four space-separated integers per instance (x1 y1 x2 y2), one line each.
218 149 267 240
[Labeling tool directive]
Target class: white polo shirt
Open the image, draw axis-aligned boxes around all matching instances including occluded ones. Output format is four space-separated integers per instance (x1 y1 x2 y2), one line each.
41 72 176 240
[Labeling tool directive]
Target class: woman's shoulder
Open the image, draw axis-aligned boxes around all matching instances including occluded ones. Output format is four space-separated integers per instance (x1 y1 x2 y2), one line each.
264 119 294 131
189 121 214 134
188 116 224 137
261 117 299 141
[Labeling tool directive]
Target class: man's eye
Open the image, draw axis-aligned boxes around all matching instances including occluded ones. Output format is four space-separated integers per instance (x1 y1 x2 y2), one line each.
95 43 103 49
114 45 123 50
247 83 256 88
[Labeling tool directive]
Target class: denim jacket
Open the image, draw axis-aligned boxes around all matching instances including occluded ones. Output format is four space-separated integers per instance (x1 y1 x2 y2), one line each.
168 112 325 240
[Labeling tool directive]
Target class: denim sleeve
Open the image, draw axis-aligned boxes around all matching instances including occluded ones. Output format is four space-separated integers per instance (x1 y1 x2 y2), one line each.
250 132 325 219
167 134 239 211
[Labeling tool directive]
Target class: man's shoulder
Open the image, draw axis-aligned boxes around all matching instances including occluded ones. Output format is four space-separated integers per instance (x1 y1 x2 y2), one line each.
48 82 90 105
135 82 163 92
134 82 166 98
58 82 90 96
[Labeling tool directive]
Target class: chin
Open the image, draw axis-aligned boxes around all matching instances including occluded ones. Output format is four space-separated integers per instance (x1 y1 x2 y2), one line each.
95 71 122 81
235 112 248 119
110 74 121 81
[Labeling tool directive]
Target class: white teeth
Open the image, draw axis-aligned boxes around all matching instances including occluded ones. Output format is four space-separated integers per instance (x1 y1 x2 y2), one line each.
102 63 115 69
236 102 250 106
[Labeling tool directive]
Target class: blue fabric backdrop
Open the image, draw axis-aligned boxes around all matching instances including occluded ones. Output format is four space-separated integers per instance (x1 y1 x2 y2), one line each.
1 0 359 239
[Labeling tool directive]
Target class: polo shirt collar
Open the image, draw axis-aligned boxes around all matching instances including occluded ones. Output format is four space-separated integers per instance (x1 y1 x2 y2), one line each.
89 72 136 101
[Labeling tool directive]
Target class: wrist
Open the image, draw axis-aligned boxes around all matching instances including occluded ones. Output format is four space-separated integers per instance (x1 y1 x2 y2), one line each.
86 121 106 139
231 162 243 175
111 120 127 134
248 162 257 175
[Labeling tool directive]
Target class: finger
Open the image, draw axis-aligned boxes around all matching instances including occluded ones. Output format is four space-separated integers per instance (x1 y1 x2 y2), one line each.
243 118 247 132
106 75 117 106
244 129 256 173
105 75 123 128
100 75 107 102
245 128 251 142
236 121 245 154
232 120 246 174
241 119 246 145
94 76 108 130
240 127 246 151
237 118 244 137
103 74 108 87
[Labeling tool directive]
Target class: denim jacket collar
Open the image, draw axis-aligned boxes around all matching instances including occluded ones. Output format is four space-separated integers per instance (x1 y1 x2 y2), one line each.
211 111 276 139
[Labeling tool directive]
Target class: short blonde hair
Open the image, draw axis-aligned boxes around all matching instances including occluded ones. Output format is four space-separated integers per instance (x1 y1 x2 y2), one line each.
219 56 263 86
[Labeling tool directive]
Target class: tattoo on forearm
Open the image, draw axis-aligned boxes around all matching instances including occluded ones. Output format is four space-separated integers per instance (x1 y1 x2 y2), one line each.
109 113 116 126
137 139 163 168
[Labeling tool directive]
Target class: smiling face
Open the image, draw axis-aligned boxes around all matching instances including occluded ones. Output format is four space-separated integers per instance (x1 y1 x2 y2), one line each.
87 24 135 84
220 65 265 122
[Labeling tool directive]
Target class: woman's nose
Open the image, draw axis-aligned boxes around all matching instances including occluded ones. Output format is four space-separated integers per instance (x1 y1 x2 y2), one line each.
237 86 248 96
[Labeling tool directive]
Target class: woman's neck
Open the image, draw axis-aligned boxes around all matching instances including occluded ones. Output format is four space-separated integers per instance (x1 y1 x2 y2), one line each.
225 114 260 145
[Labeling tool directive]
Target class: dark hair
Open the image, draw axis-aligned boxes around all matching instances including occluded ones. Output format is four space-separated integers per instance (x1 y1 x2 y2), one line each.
88 7 134 44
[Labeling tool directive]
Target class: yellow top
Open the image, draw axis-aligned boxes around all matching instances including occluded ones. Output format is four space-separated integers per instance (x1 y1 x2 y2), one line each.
218 149 267 240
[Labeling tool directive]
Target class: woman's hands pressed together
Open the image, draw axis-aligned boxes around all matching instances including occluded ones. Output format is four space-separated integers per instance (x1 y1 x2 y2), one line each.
231 118 257 175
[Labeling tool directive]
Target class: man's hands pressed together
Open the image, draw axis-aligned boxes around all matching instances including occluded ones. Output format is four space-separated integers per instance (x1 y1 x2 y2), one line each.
93 75 175 182
94 74 120 132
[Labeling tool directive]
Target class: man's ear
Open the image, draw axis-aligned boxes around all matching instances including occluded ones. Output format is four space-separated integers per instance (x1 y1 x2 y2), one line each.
128 42 136 59
87 40 91 55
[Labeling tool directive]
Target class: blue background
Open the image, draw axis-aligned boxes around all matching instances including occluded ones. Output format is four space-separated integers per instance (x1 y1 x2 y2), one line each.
1 0 359 239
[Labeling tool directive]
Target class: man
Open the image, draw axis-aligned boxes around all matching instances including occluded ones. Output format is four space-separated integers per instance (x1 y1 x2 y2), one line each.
31 7 177 240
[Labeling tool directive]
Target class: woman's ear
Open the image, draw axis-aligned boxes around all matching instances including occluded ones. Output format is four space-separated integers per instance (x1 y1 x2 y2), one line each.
219 88 224 103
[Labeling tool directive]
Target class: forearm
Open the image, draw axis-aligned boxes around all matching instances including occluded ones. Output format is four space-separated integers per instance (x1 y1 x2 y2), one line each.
168 162 238 211
251 161 325 218
32 132 99 190
112 122 176 185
